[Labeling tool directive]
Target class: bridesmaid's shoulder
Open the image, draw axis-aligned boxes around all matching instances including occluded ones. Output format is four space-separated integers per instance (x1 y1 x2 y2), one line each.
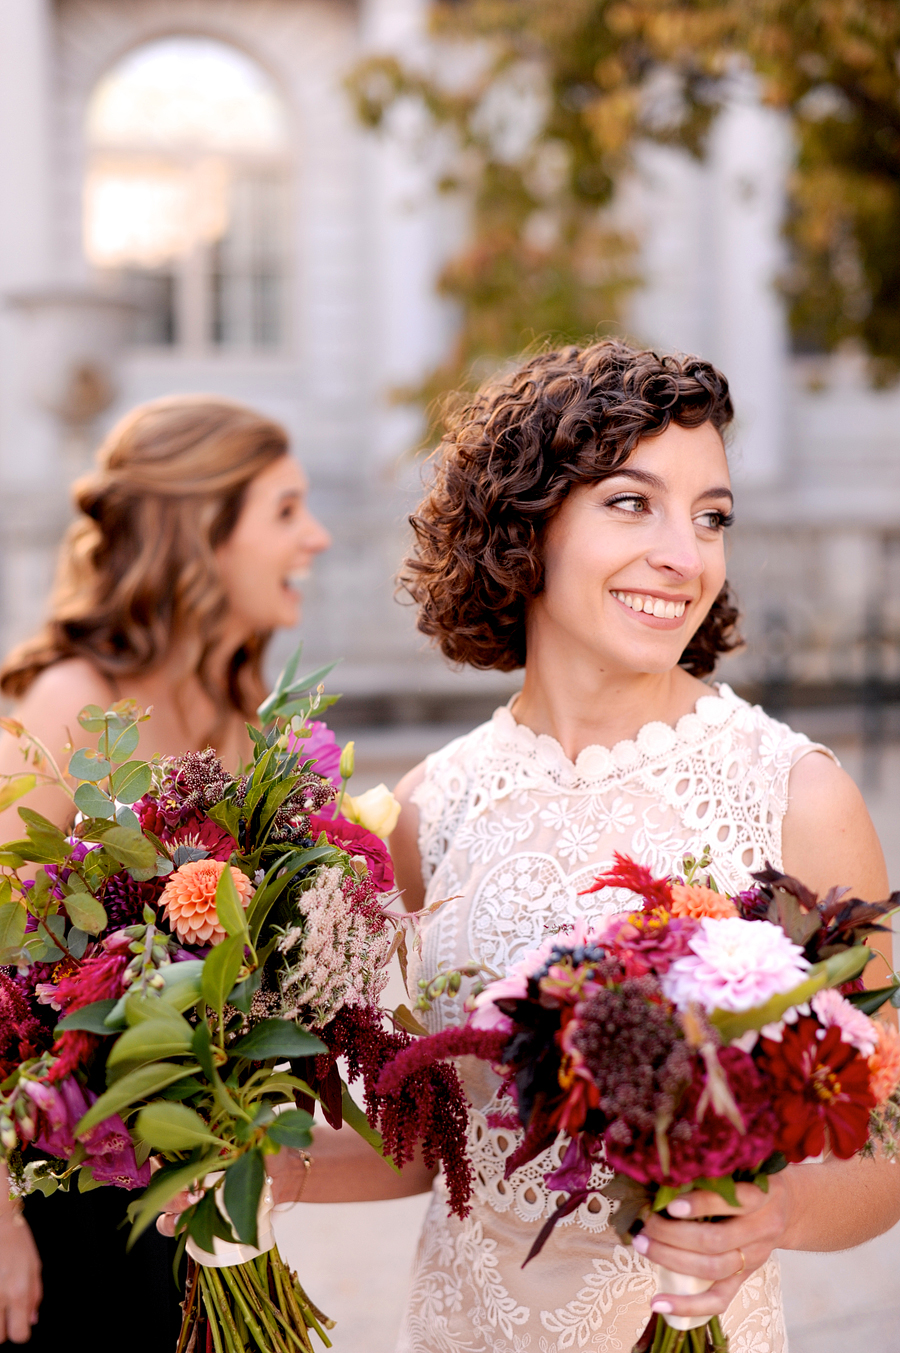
14 659 115 721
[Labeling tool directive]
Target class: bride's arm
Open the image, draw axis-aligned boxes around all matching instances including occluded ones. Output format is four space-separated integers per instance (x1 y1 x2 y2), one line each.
268 1122 436 1204
636 748 900 1322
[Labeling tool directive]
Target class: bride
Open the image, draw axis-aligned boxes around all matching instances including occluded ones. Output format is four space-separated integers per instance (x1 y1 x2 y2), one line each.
383 339 900 1350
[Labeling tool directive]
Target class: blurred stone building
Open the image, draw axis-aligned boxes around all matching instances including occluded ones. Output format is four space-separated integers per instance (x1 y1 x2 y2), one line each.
2 0 900 727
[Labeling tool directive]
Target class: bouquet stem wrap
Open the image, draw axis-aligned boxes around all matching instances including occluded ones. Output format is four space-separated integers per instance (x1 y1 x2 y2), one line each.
652 1265 712 1332
185 1173 276 1268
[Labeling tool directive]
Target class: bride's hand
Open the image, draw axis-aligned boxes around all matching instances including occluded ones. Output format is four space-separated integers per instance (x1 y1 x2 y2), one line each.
631 1175 793 1320
0 1205 42 1343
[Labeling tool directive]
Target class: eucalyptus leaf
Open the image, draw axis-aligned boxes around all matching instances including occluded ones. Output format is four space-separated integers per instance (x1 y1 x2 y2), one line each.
67 926 90 960
64 892 107 936
107 724 140 762
73 783 115 820
110 761 152 805
69 748 112 782
101 826 157 872
77 704 109 733
115 804 142 832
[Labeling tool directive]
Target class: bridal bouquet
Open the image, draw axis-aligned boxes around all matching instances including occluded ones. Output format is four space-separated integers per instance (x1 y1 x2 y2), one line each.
0 649 467 1353
376 852 900 1353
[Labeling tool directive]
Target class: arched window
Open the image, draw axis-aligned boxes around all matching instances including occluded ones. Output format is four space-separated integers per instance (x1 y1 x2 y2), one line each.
84 37 290 350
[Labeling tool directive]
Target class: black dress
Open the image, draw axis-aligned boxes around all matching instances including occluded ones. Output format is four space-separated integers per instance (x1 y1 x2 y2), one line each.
1 1190 182 1351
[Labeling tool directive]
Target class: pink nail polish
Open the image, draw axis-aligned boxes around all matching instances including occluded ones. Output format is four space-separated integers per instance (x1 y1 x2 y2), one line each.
651 1301 673 1314
667 1198 691 1217
632 1233 649 1254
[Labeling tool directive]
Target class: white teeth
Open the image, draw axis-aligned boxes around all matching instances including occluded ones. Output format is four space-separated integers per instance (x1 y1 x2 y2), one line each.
612 591 688 619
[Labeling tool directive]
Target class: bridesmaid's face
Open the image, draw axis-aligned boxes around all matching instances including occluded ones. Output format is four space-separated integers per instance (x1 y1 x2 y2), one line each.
531 422 732 677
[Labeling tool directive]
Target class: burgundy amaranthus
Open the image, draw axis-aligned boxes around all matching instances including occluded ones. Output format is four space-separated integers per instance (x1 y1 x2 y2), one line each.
0 974 51 1079
323 1005 487 1217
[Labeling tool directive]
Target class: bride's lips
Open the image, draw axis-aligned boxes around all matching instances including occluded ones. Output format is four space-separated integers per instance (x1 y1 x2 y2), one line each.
610 589 693 630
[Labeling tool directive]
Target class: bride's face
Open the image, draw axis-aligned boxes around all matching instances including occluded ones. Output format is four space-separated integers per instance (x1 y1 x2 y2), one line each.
530 421 732 677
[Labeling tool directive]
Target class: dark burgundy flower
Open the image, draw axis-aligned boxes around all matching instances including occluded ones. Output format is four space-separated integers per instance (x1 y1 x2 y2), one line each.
309 813 394 890
757 1015 875 1161
169 812 237 862
0 973 51 1078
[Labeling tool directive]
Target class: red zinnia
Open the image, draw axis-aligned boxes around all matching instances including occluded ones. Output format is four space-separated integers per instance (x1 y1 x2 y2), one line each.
758 1015 875 1162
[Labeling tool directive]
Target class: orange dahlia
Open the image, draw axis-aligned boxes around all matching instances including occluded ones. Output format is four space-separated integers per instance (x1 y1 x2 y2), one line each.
869 1021 900 1105
160 860 254 946
669 883 738 920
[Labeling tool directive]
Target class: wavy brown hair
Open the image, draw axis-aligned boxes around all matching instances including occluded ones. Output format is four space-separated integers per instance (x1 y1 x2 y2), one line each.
401 339 741 676
0 395 289 714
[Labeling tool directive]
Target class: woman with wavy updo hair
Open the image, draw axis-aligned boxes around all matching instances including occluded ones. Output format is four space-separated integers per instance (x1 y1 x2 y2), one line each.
386 340 899 1352
0 394 330 1351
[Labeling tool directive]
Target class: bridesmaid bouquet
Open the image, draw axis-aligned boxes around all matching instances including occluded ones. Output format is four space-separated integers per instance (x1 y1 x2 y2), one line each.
0 648 467 1353
377 852 900 1353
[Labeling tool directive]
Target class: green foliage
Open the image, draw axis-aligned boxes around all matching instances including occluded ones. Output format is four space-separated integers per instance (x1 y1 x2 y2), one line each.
351 0 900 410
710 944 870 1041
223 1149 265 1247
267 1109 315 1150
229 1020 327 1061
135 1102 222 1152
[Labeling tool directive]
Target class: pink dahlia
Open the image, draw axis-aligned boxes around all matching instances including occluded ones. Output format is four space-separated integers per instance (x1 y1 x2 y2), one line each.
810 989 878 1057
661 916 809 1013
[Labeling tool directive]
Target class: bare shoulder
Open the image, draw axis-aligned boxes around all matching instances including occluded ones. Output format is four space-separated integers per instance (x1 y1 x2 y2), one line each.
390 760 427 913
783 749 888 900
16 659 114 721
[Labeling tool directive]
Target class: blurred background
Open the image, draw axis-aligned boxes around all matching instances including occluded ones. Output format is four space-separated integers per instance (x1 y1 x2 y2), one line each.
2 0 900 1348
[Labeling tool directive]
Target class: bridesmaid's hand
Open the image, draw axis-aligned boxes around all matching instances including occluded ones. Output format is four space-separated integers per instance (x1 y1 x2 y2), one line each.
631 1176 792 1320
0 1207 42 1344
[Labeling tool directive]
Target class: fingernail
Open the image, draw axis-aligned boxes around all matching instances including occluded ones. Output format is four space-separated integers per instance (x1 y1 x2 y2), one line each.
632 1232 650 1254
651 1301 673 1314
667 1198 691 1217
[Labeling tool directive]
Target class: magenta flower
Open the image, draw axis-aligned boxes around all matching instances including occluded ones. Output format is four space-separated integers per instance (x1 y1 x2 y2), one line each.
308 813 395 890
26 1077 149 1189
291 722 342 786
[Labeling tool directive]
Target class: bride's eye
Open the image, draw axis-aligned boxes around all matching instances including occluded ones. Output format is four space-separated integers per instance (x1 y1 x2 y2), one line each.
695 509 735 531
606 493 648 514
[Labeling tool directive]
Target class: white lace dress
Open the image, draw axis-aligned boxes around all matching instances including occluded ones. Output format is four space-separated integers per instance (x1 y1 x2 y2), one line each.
399 683 835 1353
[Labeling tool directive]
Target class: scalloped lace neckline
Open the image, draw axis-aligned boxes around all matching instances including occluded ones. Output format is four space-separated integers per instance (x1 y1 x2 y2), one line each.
492 682 742 780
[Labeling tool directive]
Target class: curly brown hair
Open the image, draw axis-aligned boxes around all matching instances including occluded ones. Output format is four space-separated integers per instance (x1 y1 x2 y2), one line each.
0 395 288 715
401 339 741 676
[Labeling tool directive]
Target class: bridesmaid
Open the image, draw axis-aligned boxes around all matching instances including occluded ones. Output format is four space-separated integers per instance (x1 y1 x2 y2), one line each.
0 394 331 1347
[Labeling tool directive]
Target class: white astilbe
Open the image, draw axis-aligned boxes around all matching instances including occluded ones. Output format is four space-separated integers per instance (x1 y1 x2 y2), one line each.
276 866 393 1027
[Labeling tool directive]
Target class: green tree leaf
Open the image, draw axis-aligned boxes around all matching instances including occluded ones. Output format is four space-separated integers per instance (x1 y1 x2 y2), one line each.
106 1019 194 1077
200 935 244 1021
230 1020 326 1061
69 747 112 782
64 892 107 936
0 775 36 813
222 1149 264 1247
128 1150 223 1245
73 783 116 819
135 1102 222 1152
0 899 26 963
55 999 119 1034
76 1062 201 1135
109 761 153 805
215 865 250 941
267 1109 314 1150
101 826 157 872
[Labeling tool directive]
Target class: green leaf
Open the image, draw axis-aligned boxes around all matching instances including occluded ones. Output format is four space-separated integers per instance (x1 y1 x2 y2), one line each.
246 846 336 944
187 1187 236 1252
0 899 26 963
109 761 152 805
0 775 36 812
222 1149 264 1247
106 1018 194 1076
206 801 241 841
128 1150 223 1245
115 804 142 832
69 747 112 782
100 826 157 872
68 926 90 960
107 724 140 763
215 866 250 941
17 809 68 861
135 1102 221 1152
341 1081 393 1163
77 1166 106 1193
73 783 116 819
200 935 245 1020
64 892 107 936
157 960 205 1012
230 1020 326 1061
56 998 119 1034
709 947 870 1043
76 1062 201 1135
190 1022 218 1083
846 982 900 1016
77 704 108 733
123 994 195 1029
228 966 263 1016
267 1109 314 1150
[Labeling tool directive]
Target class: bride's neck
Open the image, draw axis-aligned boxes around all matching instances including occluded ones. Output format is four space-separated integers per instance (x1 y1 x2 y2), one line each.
512 651 709 761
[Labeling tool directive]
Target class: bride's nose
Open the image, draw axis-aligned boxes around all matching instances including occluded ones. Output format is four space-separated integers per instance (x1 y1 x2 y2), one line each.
645 512 704 581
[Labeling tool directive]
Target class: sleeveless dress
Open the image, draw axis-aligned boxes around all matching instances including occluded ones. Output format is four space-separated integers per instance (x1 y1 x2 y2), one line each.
400 683 836 1353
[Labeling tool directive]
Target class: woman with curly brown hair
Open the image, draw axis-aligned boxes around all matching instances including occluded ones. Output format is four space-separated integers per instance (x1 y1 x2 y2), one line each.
389 339 900 1351
0 394 331 1350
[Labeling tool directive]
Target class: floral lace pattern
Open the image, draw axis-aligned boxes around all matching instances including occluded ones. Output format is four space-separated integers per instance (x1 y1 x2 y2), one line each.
401 686 830 1351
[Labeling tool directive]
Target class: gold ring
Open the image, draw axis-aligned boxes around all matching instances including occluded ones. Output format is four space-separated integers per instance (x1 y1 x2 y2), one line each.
734 1249 746 1277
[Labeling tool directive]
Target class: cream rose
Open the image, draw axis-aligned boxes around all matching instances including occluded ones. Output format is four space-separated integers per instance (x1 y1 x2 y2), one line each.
342 783 401 838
